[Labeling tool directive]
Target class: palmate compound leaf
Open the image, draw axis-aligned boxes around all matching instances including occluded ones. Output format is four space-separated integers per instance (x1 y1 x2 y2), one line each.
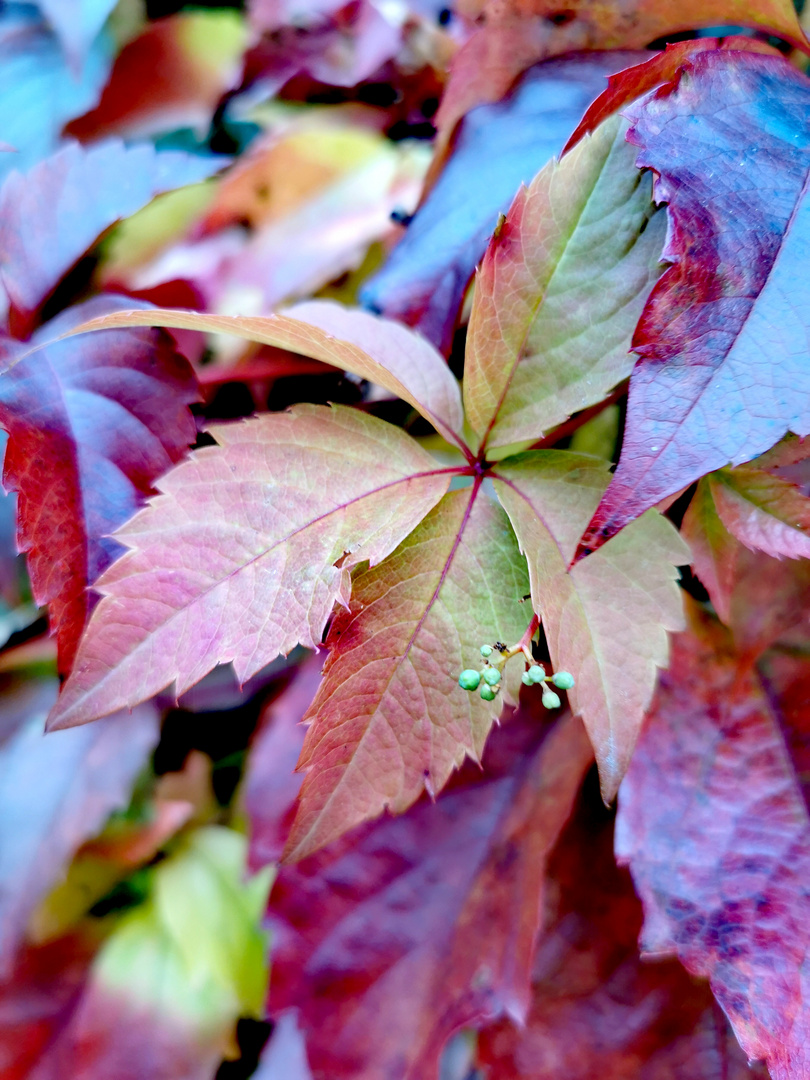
580 50 810 556
492 451 689 801
284 486 531 861
268 709 594 1079
57 300 468 453
47 404 453 731
616 605 810 1080
0 297 199 674
464 111 665 454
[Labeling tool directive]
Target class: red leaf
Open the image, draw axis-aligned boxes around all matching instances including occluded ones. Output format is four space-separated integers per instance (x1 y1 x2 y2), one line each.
0 140 223 337
579 50 810 556
478 778 766 1080
0 297 198 672
616 605 810 1080
267 709 593 1079
47 405 453 729
0 697 160 973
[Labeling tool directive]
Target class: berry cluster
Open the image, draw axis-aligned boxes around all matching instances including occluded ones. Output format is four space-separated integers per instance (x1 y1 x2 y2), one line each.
458 641 574 709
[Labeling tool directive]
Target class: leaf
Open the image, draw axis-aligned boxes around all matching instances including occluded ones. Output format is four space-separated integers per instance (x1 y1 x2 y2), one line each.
0 140 224 337
564 37 782 154
464 112 665 452
253 1012 313 1080
707 465 810 560
285 487 531 860
431 0 807 192
60 300 467 449
478 772 766 1080
362 52 647 350
616 606 810 1080
244 656 319 870
65 10 248 143
493 451 688 800
0 296 199 672
579 50 810 555
682 477 810 660
34 0 118 65
0 6 109 184
15 828 272 1080
47 405 453 730
0 694 159 973
267 709 593 1079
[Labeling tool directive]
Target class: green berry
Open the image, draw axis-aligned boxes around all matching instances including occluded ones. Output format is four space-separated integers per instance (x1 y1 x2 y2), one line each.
551 671 575 690
480 684 497 701
482 667 501 686
527 664 546 684
480 644 493 657
521 672 532 686
542 689 562 710
459 669 481 691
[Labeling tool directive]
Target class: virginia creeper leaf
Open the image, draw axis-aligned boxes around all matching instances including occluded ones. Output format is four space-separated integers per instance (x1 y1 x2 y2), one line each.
60 301 467 450
362 53 646 351
0 697 159 973
708 465 810 560
616 607 810 1080
0 297 199 672
268 709 593 1079
285 487 531 859
47 405 452 729
0 140 224 337
493 451 688 800
465 112 665 452
478 776 765 1080
682 478 810 660
580 50 810 555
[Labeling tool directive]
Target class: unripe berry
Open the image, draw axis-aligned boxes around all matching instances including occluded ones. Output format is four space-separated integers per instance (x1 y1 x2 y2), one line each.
480 684 497 701
521 672 532 686
527 664 546 684
542 689 561 710
551 671 575 690
480 644 493 657
482 667 501 686
459 669 481 691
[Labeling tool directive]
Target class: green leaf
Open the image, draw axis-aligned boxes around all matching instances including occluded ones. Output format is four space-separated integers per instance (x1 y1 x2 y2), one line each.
285 487 531 860
493 451 688 800
464 113 665 453
47 405 452 730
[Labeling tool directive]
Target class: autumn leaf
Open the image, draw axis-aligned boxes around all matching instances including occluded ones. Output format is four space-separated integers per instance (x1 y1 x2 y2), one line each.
0 140 224 337
493 451 688 800
682 477 810 661
706 465 810 560
33 0 118 66
58 301 468 451
285 487 531 859
47 405 453 729
0 297 199 672
464 112 665 452
267 709 593 1079
362 53 647 350
478 774 765 1080
0 694 159 973
580 50 810 555
616 605 810 1080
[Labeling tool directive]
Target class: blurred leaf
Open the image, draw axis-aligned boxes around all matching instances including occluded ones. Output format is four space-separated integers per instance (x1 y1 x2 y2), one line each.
0 140 223 336
0 697 159 973
65 11 248 142
253 1011 313 1080
34 0 118 66
268 709 593 1079
0 297 199 672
